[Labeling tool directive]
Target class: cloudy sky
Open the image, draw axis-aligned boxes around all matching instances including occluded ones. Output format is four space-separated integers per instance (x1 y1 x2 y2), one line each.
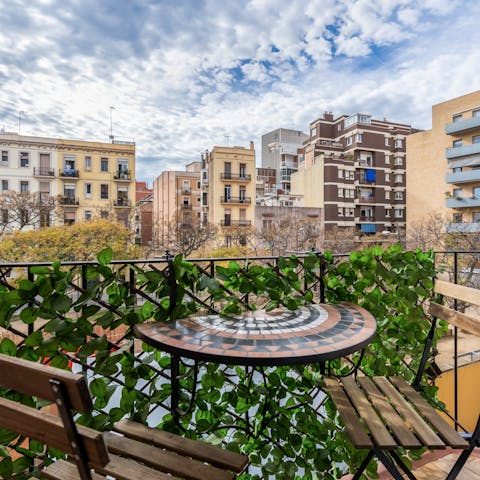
1 0 479 183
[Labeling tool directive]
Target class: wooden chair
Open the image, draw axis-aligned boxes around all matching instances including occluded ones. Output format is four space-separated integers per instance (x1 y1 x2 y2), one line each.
0 353 249 480
324 280 480 480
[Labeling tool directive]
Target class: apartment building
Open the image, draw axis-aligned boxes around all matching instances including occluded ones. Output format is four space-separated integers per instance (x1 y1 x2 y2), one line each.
135 181 153 246
201 143 256 246
291 112 414 235
152 162 201 248
261 128 308 194
407 90 480 233
0 132 135 229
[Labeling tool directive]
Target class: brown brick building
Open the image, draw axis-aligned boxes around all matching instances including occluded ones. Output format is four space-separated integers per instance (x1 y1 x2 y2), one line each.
292 112 416 235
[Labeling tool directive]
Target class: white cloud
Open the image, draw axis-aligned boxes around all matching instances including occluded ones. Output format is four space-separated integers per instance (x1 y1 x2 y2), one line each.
0 0 479 182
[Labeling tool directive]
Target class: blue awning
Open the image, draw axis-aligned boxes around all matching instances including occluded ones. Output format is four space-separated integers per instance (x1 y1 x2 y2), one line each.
365 169 376 182
361 223 376 233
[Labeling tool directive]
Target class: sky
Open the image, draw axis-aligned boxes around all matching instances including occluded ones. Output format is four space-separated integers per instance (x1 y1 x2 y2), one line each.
1 0 479 184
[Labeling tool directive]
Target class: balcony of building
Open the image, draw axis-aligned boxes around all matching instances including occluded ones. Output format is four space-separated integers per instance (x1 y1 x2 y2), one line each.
446 169 480 184
446 143 480 159
180 203 192 210
113 198 131 207
58 168 80 179
446 196 480 208
59 196 79 206
446 222 480 233
220 172 251 181
33 167 55 177
220 219 251 227
113 171 132 181
220 196 251 204
446 116 480 135
0 251 479 479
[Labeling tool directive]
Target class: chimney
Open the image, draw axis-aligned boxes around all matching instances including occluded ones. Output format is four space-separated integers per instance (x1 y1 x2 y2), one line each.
324 111 334 121
250 140 254 150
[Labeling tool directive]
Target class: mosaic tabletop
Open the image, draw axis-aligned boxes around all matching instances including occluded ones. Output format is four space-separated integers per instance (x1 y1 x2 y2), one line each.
134 302 377 367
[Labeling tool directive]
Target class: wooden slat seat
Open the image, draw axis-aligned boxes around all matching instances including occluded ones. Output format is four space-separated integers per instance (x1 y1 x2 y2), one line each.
0 353 249 480
324 280 480 480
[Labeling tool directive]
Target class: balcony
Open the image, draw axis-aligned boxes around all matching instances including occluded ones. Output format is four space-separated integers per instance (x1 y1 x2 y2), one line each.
59 196 79 206
446 196 480 208
181 188 191 194
181 204 192 210
220 220 252 227
59 168 80 179
114 198 131 207
446 116 480 135
33 167 55 177
357 195 375 204
446 222 480 233
446 169 480 184
446 143 480 159
220 196 251 204
113 171 132 181
220 173 251 181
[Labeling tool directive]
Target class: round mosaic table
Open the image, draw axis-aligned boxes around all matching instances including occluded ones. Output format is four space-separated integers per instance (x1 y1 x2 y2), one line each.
134 301 376 367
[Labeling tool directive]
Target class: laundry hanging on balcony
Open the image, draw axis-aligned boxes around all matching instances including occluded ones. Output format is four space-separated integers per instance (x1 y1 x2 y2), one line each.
365 169 376 182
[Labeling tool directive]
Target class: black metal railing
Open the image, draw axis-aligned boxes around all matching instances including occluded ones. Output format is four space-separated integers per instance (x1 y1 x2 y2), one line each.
220 220 251 226
220 172 251 181
33 167 55 177
59 168 80 178
220 196 251 204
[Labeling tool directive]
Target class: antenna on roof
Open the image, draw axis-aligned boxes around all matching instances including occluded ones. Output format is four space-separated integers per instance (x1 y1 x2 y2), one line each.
109 106 115 142
224 134 230 146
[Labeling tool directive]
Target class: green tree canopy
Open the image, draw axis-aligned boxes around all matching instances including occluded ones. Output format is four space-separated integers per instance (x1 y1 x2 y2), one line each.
0 219 141 262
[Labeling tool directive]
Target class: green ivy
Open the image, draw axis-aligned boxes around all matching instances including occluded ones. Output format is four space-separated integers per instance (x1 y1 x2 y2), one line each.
0 245 438 479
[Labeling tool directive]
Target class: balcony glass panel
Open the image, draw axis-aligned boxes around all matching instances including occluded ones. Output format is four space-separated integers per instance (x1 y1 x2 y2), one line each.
446 197 480 208
445 115 480 135
446 143 480 159
446 169 480 184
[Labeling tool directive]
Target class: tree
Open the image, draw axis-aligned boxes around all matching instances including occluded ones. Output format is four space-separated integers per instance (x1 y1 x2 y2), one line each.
407 211 480 288
0 191 57 236
0 218 141 262
162 211 217 257
256 216 321 255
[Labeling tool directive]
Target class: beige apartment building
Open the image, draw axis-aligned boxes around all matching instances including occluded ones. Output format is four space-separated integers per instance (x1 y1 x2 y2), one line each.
407 90 480 233
0 132 135 230
201 143 256 246
152 162 201 248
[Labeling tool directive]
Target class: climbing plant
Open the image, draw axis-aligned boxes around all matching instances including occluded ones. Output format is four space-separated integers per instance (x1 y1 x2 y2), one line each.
0 244 437 479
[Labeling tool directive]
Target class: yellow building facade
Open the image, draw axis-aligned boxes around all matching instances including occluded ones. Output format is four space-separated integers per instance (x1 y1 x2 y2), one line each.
407 91 480 233
201 143 256 246
0 132 135 229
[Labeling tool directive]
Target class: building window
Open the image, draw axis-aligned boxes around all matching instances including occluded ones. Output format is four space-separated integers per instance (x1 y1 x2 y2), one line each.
338 169 344 179
473 135 480 144
1 151 8 166
20 181 29 193
338 187 344 197
20 152 29 167
85 156 92 170
473 212 480 222
239 185 246 202
453 139 462 148
100 184 109 199
452 114 462 123
394 157 403 166
64 210 75 226
394 174 403 183
355 134 362 143
182 180 190 193
385 155 390 164
40 210 50 227
338 208 343 216
394 139 403 148
394 209 404 218
453 213 463 223
385 190 390 200
345 208 354 217
240 163 247 178
100 210 109 219
346 136 353 146
394 191 403 200
453 167 462 173
85 183 92 198
385 208 390 217
1 180 8 192
385 137 390 147
183 196 189 205
385 172 390 182
197 181 200 189
473 186 480 199
346 188 355 198
85 210 92 220
101 158 109 172
473 109 480 118
310 127 316 137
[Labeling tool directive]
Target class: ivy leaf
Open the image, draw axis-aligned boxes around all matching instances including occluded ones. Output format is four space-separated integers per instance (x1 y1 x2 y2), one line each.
97 247 114 265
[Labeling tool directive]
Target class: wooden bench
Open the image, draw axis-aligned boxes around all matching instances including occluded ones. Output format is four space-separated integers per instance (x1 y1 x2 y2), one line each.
324 280 480 480
0 353 249 480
